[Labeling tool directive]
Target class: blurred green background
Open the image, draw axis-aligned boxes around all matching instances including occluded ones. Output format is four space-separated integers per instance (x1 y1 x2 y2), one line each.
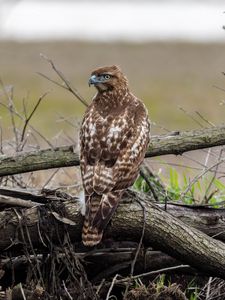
0 41 224 140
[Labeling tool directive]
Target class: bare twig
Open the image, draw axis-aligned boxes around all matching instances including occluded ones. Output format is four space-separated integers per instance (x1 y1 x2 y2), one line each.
150 160 225 175
22 211 45 286
106 274 119 300
204 148 224 202
115 265 190 284
130 200 146 276
42 168 60 189
96 279 105 296
123 199 146 298
140 166 159 201
206 277 213 299
213 84 225 92
19 283 26 300
203 148 212 174
180 159 225 200
0 126 3 154
39 53 89 107
0 101 53 148
20 92 49 145
0 195 41 208
195 111 215 127
62 281 73 300
179 106 204 128
0 80 19 151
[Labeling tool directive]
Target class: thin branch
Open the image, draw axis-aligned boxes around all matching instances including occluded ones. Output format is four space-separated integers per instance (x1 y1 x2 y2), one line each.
150 160 225 175
213 85 225 92
0 195 41 208
179 106 204 128
96 279 105 296
37 72 66 90
19 283 26 300
195 111 215 127
140 166 159 201
0 126 3 154
0 102 53 149
22 96 28 119
116 265 190 284
20 91 49 145
181 159 225 200
204 148 224 203
106 274 119 300
42 168 60 189
124 199 146 298
0 80 19 151
203 149 212 174
130 200 146 277
62 281 73 300
206 277 213 300
39 53 89 107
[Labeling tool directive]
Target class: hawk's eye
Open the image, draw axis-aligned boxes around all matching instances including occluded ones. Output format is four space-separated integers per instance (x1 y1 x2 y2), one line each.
104 74 111 80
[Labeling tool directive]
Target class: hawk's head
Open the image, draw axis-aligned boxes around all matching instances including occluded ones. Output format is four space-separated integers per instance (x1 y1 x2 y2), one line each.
89 65 128 92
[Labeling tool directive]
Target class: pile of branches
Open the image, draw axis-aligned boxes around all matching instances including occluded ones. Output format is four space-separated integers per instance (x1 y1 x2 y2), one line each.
0 57 225 299
1 186 225 299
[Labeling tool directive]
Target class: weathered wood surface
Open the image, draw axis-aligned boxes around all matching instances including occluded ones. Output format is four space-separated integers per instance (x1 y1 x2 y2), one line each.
0 125 225 176
1 191 225 278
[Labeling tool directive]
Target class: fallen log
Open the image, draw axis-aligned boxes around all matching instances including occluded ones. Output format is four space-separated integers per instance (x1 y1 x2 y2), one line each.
0 125 224 176
1 190 225 279
1 187 225 241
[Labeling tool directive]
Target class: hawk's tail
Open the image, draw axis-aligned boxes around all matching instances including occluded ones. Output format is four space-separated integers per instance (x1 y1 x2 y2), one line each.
82 194 103 247
82 191 123 247
82 222 103 247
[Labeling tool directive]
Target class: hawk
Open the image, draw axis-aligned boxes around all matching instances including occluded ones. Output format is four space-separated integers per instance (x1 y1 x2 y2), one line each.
80 65 150 246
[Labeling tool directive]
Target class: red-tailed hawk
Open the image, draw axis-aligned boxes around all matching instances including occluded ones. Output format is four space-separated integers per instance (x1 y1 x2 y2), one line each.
80 65 150 246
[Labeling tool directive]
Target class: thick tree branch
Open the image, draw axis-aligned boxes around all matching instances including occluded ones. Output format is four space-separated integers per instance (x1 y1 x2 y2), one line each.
1 191 225 279
0 125 224 176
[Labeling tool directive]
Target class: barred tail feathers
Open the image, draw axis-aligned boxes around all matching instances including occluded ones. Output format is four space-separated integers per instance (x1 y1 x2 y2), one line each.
82 193 103 246
82 191 123 247
82 220 103 247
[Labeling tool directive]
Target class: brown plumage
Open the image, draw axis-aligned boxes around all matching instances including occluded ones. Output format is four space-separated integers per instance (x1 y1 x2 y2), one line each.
80 65 150 246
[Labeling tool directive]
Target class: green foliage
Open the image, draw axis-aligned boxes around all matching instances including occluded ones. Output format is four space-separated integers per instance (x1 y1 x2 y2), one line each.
167 168 195 204
155 274 166 293
134 167 225 206
127 274 200 299
189 293 198 300
133 175 151 193
133 168 225 300
185 278 198 300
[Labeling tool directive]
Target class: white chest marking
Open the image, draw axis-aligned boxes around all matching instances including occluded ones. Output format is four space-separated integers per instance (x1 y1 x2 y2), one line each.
108 126 122 140
89 123 96 136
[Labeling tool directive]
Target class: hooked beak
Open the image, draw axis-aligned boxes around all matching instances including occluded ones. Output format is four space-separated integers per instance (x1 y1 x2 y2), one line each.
88 75 99 86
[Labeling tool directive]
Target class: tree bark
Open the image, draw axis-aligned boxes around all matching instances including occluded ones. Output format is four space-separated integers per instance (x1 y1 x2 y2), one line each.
157 202 225 242
0 125 224 176
1 191 225 278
